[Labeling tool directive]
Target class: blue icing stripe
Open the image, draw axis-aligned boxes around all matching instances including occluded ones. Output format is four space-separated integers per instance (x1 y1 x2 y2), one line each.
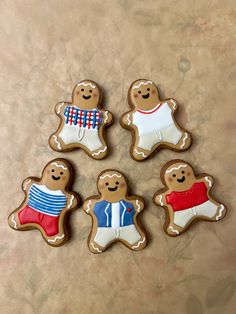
29 190 66 205
83 110 87 127
27 184 67 216
31 185 66 199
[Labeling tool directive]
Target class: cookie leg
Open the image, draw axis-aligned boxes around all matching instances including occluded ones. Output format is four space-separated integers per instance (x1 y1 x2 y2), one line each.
166 209 193 236
81 129 108 159
119 225 146 250
91 145 108 159
49 134 63 151
166 223 184 236
178 131 191 150
46 233 66 246
8 212 20 230
88 241 104 254
90 227 115 253
132 146 150 161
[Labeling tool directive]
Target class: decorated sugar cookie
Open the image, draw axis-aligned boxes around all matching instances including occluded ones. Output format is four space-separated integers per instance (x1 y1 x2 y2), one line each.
83 170 147 253
153 160 227 236
49 80 113 159
8 159 80 246
120 79 191 161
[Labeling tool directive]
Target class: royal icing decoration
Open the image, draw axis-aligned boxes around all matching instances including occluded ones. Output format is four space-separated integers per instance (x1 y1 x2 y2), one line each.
8 159 80 246
153 160 227 236
49 80 113 159
120 79 191 160
83 170 147 253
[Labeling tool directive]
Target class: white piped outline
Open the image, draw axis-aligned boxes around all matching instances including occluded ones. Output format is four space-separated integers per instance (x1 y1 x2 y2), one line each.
53 135 62 150
134 149 147 158
100 173 122 179
205 176 212 187
104 111 109 123
166 164 187 173
170 99 177 110
159 195 164 206
180 132 188 149
91 242 102 253
216 205 225 220
168 226 179 235
11 214 17 229
48 234 65 243
86 200 92 213
68 195 74 209
92 146 107 157
127 113 131 125
57 102 64 114
23 179 31 191
77 82 96 89
132 237 146 249
136 200 141 212
132 80 153 90
51 162 67 170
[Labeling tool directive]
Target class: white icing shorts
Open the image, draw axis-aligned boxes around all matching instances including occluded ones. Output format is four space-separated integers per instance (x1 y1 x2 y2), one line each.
59 124 103 152
173 200 218 228
137 124 182 151
94 225 141 247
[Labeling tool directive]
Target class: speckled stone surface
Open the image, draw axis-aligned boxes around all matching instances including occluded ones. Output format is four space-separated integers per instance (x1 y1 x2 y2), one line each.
0 1 236 313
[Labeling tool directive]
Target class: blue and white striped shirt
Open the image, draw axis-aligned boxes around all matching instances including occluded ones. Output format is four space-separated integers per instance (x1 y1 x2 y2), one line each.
27 184 67 216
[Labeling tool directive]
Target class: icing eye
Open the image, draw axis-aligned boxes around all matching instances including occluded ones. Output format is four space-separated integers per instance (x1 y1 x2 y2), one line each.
147 88 150 91
89 90 92 93
182 171 185 174
60 172 63 175
173 174 176 177
105 182 109 186
81 88 84 92
138 91 141 94
116 181 119 185
52 169 55 172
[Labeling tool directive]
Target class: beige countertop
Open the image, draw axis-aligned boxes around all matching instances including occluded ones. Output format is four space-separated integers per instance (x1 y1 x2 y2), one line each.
0 1 235 313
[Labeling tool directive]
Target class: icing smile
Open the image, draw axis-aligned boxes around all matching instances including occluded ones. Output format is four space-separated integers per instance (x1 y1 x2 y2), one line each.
82 95 91 100
177 176 185 183
142 93 150 99
52 175 61 181
108 186 118 192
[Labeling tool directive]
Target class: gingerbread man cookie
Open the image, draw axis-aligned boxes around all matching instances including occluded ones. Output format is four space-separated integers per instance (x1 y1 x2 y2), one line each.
120 79 191 161
153 160 227 236
8 159 80 246
83 170 147 253
49 80 113 159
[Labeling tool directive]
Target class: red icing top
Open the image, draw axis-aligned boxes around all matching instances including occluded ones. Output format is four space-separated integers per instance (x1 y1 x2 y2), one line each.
166 182 208 211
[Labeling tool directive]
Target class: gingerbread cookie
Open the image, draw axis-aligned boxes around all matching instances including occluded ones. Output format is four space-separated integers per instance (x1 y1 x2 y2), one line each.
83 170 147 253
120 79 191 161
153 160 227 236
49 80 113 159
8 159 80 246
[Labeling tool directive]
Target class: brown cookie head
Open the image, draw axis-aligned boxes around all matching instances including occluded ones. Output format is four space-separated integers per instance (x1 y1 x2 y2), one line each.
41 159 71 190
72 80 101 110
163 161 196 192
129 79 160 111
97 170 128 202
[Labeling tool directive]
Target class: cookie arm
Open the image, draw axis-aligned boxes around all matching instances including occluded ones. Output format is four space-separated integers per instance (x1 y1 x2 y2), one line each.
121 111 133 127
198 175 214 189
130 198 144 213
101 110 113 125
55 102 67 116
22 177 35 193
154 192 167 207
166 98 178 112
66 193 80 210
83 199 96 214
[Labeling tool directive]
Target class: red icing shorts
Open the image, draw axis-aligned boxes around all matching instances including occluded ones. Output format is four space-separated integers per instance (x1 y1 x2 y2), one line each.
18 205 59 236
